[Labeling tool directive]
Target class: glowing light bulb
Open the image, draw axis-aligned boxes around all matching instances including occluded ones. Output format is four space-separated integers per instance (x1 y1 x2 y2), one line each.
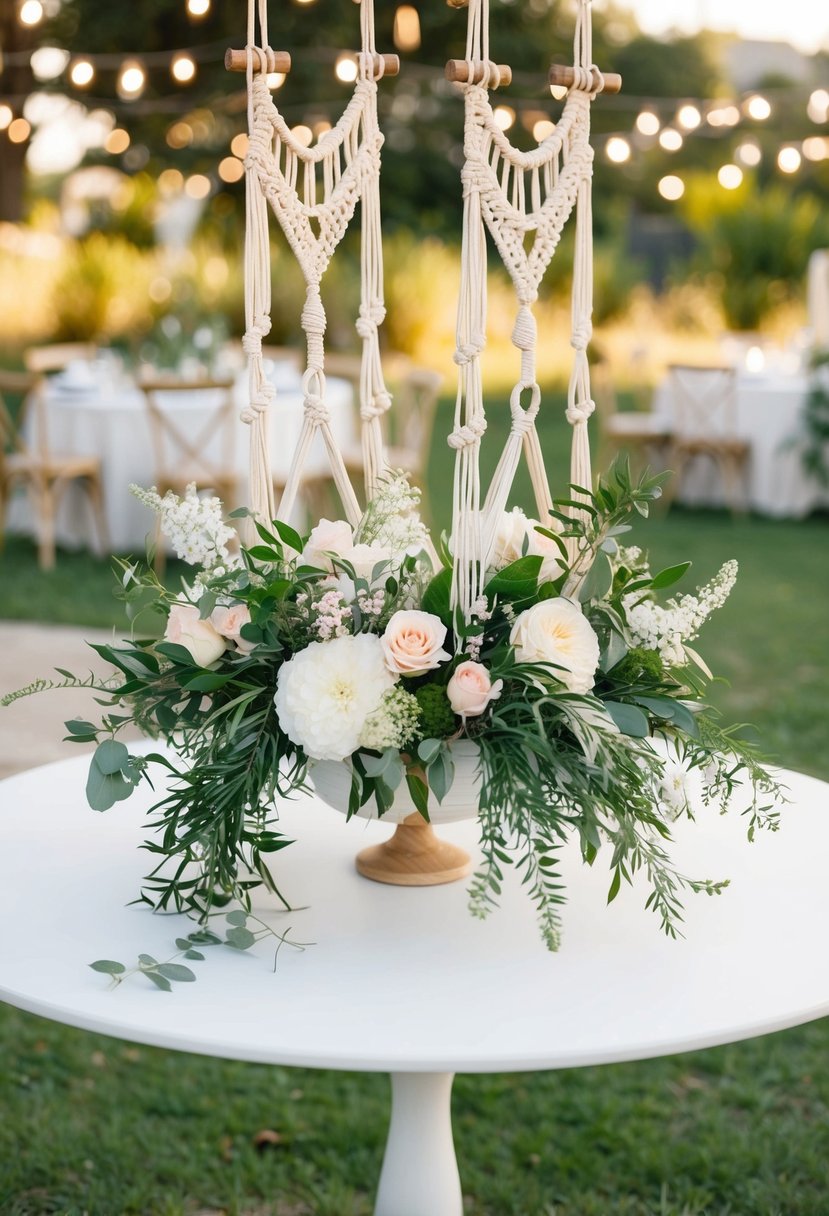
635 110 660 136
746 95 771 121
186 0 210 14
659 128 683 152
118 61 146 99
658 175 684 201
172 55 196 84
105 128 130 154
185 174 211 199
393 5 421 52
717 164 743 190
777 145 801 174
0 105 12 130
218 157 244 183
230 133 248 158
803 136 829 162
335 55 358 84
606 136 631 164
8 117 31 143
291 124 313 148
70 59 95 87
807 89 829 124
493 106 515 132
677 104 701 130
266 72 285 89
31 48 70 81
18 1 43 26
735 140 761 167
533 119 555 142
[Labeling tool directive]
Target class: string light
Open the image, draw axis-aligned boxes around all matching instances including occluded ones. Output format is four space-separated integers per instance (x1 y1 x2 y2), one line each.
549 84 568 101
105 128 130 154
8 117 31 143
335 55 358 84
171 54 197 84
70 59 95 88
18 0 44 27
658 175 684 201
606 136 631 163
803 136 829 162
31 48 70 82
635 110 660 136
533 119 555 142
186 0 210 14
707 104 740 127
493 105 515 132
118 60 146 100
658 128 683 152
676 104 701 131
313 119 332 139
807 89 829 124
218 157 244 183
717 163 743 190
266 72 286 89
291 124 313 148
745 95 772 121
0 105 12 130
158 167 184 192
777 145 801 174
735 140 762 167
393 6 421 53
167 122 193 149
230 133 248 158
185 173 211 199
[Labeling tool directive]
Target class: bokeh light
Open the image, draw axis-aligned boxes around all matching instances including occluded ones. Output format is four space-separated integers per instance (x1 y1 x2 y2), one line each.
335 56 358 84
8 118 31 144
745 95 772 121
606 136 631 164
105 128 130 154
171 55 197 84
803 136 829 162
266 72 286 90
291 125 313 148
717 164 743 190
68 59 95 88
18 0 43 26
493 106 515 132
166 122 193 149
118 61 146 100
393 5 421 52
735 140 762 167
186 0 210 14
31 48 70 82
777 145 801 174
807 89 829 124
0 105 13 131
158 168 184 193
677 104 701 130
533 119 555 142
635 110 660 136
230 133 249 158
658 175 684 201
185 174 211 199
658 128 683 152
218 157 244 183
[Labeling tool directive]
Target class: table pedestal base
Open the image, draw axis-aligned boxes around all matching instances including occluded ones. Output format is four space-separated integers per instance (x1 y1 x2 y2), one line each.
374 1072 462 1216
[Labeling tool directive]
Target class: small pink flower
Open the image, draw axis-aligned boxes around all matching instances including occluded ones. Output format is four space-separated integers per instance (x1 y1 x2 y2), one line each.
447 661 503 718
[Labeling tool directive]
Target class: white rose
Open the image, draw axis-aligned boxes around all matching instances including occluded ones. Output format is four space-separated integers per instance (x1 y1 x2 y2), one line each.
490 507 528 570
301 519 354 571
525 518 565 583
510 598 600 694
339 542 395 583
211 603 255 654
381 610 451 676
447 661 503 718
165 603 227 667
274 634 397 761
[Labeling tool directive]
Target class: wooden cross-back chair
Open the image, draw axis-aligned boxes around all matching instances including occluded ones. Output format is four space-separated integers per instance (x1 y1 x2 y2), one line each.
139 375 240 568
662 364 750 515
595 354 672 474
0 367 108 570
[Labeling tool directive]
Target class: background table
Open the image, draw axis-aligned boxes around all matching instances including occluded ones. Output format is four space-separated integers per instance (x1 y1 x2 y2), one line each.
7 362 356 552
652 370 829 517
1 749 828 1215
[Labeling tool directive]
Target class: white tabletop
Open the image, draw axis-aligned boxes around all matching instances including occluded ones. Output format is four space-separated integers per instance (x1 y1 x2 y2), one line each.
1 750 827 1075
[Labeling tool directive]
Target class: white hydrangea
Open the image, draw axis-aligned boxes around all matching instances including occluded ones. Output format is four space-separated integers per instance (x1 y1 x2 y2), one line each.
624 560 738 667
359 686 422 751
131 482 235 570
274 634 397 762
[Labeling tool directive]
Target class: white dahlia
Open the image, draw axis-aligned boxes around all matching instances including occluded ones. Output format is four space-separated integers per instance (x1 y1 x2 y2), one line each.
274 634 397 761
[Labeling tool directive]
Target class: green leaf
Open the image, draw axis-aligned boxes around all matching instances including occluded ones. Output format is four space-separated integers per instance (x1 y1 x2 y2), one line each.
89 959 125 975
65 718 98 739
175 938 193 951
86 758 134 812
607 868 621 904
155 963 196 983
226 909 248 926
578 551 613 603
144 971 172 992
184 949 204 960
649 561 691 591
138 954 158 967
603 700 650 738
93 739 130 776
484 556 543 601
421 567 452 625
225 926 256 950
417 738 442 765
155 642 197 666
247 545 280 562
273 520 304 553
406 772 430 821
426 749 455 804
181 672 232 692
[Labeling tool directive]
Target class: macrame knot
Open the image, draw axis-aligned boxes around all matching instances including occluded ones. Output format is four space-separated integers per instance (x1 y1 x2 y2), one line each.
355 304 386 339
301 288 327 337
240 382 274 425
304 394 330 425
570 64 594 92
511 306 537 352
447 415 487 450
453 334 486 366
571 321 593 351
242 314 272 356
566 398 596 426
509 381 542 432
589 64 605 95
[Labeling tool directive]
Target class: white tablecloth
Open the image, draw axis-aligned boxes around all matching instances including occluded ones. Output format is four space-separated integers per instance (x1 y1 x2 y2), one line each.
652 371 829 518
8 363 356 552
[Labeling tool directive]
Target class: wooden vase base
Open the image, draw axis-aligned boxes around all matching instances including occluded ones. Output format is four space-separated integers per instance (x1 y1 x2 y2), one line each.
356 813 472 887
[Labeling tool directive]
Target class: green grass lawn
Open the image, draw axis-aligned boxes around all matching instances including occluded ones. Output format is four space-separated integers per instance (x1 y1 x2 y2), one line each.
1 391 828 1214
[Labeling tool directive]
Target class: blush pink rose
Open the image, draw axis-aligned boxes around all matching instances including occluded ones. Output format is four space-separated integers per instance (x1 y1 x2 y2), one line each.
165 603 226 667
447 661 503 718
381 610 450 675
211 603 255 654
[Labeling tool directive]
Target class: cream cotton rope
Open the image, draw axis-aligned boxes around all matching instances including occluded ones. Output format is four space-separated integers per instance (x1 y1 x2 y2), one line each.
242 0 392 529
450 0 603 621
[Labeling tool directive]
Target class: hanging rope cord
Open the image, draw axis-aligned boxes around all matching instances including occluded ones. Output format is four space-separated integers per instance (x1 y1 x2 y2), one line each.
450 0 603 622
242 0 391 530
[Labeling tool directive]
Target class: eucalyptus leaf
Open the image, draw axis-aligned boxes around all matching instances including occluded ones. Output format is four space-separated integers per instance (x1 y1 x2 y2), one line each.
578 551 613 603
603 700 650 738
155 963 196 983
89 959 125 975
226 926 256 950
93 739 130 776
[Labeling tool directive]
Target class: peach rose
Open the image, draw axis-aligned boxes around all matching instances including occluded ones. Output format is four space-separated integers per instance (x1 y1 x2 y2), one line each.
381 610 450 675
447 661 503 718
211 603 255 654
301 519 354 571
165 603 226 667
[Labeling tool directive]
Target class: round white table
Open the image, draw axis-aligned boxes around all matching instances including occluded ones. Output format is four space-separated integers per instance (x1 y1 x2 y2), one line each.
1 751 828 1216
7 362 356 552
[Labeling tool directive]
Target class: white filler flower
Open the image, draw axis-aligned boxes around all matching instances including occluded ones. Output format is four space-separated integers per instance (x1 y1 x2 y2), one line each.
510 598 600 694
274 634 397 761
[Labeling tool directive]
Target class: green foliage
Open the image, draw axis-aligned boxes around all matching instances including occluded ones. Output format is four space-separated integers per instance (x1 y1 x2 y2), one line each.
414 683 457 739
612 646 664 684
802 352 829 487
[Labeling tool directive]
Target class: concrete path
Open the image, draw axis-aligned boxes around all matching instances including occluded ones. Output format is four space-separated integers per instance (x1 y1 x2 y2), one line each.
0 622 139 779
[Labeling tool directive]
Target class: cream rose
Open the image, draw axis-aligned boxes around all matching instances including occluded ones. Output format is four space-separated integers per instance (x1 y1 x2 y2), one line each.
525 519 565 583
165 603 227 667
489 508 564 582
510 598 600 694
381 610 451 675
211 603 255 654
301 519 354 571
447 661 503 718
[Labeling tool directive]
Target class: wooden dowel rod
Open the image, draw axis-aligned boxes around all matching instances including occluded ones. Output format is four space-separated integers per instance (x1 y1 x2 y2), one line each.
548 64 622 95
225 48 292 74
445 60 512 87
446 0 469 7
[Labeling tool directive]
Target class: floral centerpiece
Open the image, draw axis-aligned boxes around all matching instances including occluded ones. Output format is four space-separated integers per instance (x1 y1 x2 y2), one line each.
4 461 782 954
